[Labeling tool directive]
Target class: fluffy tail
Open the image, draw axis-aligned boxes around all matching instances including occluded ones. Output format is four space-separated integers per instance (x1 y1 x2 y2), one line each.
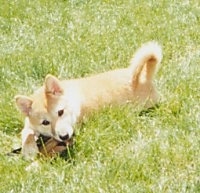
130 41 162 86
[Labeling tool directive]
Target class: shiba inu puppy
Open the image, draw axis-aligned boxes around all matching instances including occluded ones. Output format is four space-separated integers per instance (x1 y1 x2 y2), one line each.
15 41 162 159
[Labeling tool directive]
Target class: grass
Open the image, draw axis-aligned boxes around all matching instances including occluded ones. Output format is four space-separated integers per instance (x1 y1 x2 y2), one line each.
0 0 199 192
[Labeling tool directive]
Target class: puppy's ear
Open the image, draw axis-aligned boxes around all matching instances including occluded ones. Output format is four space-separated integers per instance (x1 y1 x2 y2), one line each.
15 95 33 116
45 74 63 96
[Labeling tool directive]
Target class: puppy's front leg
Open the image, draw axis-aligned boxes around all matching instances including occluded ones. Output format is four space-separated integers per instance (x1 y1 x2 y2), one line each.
21 127 39 160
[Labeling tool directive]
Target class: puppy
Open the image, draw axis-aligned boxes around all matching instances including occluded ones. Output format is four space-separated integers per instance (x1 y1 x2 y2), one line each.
15 41 162 159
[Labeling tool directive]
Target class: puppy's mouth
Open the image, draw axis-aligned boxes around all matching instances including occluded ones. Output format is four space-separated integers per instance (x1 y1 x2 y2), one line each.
38 133 75 147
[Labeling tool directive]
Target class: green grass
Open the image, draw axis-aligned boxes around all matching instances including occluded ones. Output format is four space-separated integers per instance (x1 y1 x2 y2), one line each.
0 0 199 192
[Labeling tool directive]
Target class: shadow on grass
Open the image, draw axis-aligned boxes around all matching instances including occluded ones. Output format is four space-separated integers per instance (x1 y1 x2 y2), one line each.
138 104 160 117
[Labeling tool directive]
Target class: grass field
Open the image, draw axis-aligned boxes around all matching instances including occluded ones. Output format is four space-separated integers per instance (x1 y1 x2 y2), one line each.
0 0 199 192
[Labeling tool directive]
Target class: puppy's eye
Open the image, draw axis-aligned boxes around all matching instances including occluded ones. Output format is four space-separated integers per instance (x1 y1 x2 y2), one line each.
58 109 64 117
42 120 50 126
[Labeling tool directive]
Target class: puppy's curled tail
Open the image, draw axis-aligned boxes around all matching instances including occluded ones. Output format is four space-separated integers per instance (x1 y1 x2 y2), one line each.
130 41 162 86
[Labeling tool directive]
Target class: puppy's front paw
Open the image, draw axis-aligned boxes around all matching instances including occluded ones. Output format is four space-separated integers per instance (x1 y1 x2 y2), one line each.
22 144 39 160
22 133 39 160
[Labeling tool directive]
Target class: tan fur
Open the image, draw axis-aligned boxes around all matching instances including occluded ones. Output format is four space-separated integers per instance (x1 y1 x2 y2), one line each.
15 41 162 159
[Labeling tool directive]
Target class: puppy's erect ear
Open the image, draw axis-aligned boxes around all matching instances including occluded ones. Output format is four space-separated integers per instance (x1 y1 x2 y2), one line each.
45 74 63 96
15 95 33 116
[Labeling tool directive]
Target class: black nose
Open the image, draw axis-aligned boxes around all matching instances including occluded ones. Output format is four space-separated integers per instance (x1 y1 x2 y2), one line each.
59 134 69 141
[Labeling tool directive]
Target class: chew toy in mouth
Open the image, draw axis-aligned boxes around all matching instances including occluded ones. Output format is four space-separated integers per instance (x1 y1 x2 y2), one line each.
37 134 74 157
9 134 74 158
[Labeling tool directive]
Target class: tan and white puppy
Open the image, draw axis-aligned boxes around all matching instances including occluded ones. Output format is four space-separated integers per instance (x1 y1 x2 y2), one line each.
15 41 162 159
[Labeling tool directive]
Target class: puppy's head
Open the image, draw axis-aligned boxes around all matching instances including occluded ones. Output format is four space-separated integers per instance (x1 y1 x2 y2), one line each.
15 90 54 137
44 74 80 142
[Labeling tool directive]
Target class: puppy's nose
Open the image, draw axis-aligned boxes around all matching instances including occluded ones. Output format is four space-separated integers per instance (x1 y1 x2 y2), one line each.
59 134 69 141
